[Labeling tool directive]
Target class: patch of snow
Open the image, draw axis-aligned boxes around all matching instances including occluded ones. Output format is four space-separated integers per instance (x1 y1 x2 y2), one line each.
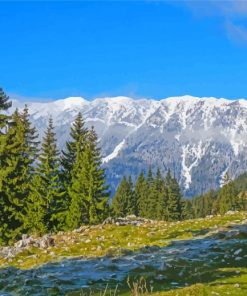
102 140 126 163
181 141 208 190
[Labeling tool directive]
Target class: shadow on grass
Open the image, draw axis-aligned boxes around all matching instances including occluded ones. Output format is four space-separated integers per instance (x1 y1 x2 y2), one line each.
0 224 247 295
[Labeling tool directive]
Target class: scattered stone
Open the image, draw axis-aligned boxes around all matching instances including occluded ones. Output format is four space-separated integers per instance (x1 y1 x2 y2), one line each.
235 257 242 261
234 248 242 255
102 215 153 226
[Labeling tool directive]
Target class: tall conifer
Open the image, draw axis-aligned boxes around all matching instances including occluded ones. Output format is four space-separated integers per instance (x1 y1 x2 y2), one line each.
26 118 65 233
66 127 109 228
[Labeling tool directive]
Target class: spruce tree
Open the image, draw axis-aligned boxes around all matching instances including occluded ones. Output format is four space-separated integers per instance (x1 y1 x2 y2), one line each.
217 181 238 214
20 105 39 164
26 118 65 233
61 112 88 187
237 191 247 211
0 87 12 133
135 171 148 217
0 110 35 242
0 88 12 244
181 199 194 220
112 176 132 217
66 127 109 228
155 169 168 220
165 170 182 221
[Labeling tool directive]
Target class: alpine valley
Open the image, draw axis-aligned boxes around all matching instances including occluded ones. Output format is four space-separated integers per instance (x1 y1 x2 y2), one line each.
10 95 247 197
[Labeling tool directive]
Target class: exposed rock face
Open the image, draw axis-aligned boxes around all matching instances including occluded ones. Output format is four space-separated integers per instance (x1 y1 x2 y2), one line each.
9 95 247 196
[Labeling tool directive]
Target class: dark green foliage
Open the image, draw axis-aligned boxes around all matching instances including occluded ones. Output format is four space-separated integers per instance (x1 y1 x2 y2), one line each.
0 87 12 133
192 190 217 218
0 109 39 243
217 181 238 214
236 191 247 211
60 112 88 187
181 199 194 220
191 171 247 216
111 176 132 217
135 171 148 217
165 170 182 221
25 118 65 234
112 168 183 221
66 127 109 228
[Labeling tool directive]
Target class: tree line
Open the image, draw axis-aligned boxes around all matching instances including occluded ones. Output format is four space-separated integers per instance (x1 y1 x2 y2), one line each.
111 169 184 221
190 172 247 218
0 88 109 244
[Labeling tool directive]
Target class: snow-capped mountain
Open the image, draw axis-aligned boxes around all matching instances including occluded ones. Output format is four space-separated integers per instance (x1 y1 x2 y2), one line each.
10 95 247 197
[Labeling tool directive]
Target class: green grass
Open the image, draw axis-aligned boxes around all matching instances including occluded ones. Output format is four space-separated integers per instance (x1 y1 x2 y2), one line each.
1 211 246 270
0 211 247 296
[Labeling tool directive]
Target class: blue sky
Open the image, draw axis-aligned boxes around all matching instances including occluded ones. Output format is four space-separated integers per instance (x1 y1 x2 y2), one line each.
1 1 247 101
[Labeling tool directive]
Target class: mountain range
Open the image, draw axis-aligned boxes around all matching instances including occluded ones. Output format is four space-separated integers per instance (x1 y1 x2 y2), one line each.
10 95 247 197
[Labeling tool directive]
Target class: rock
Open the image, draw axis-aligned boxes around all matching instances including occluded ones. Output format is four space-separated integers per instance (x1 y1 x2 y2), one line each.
102 216 153 226
235 257 242 261
155 274 166 281
226 210 236 215
39 235 55 249
233 248 242 255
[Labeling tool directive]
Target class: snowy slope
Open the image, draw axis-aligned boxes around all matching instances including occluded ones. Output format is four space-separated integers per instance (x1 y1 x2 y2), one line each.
10 95 247 197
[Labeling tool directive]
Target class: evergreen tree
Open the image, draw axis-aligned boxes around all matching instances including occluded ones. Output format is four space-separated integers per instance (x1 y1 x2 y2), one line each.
181 199 194 220
217 180 238 214
112 176 132 217
26 118 65 233
147 167 154 187
135 171 148 217
165 170 182 221
146 169 166 220
0 87 12 133
66 127 109 228
155 169 168 220
237 191 247 211
61 112 88 187
0 111 36 242
0 88 12 244
20 105 39 164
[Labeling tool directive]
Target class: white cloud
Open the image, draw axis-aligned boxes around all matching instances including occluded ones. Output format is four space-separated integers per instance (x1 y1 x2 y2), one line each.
169 0 247 45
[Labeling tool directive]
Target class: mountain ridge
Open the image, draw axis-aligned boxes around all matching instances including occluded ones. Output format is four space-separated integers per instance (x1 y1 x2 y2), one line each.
9 95 247 197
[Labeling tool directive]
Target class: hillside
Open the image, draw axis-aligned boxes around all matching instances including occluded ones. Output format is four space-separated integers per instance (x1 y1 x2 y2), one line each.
10 95 247 197
0 211 247 295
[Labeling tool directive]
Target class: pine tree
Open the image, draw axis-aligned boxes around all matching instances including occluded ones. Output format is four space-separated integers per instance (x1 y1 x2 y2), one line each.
112 176 131 217
0 87 12 133
181 199 194 220
0 88 12 244
217 180 238 214
61 112 88 187
147 167 154 187
66 127 109 228
20 105 39 164
165 170 182 221
0 110 36 242
135 171 148 217
155 169 168 220
237 191 247 211
26 117 65 233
